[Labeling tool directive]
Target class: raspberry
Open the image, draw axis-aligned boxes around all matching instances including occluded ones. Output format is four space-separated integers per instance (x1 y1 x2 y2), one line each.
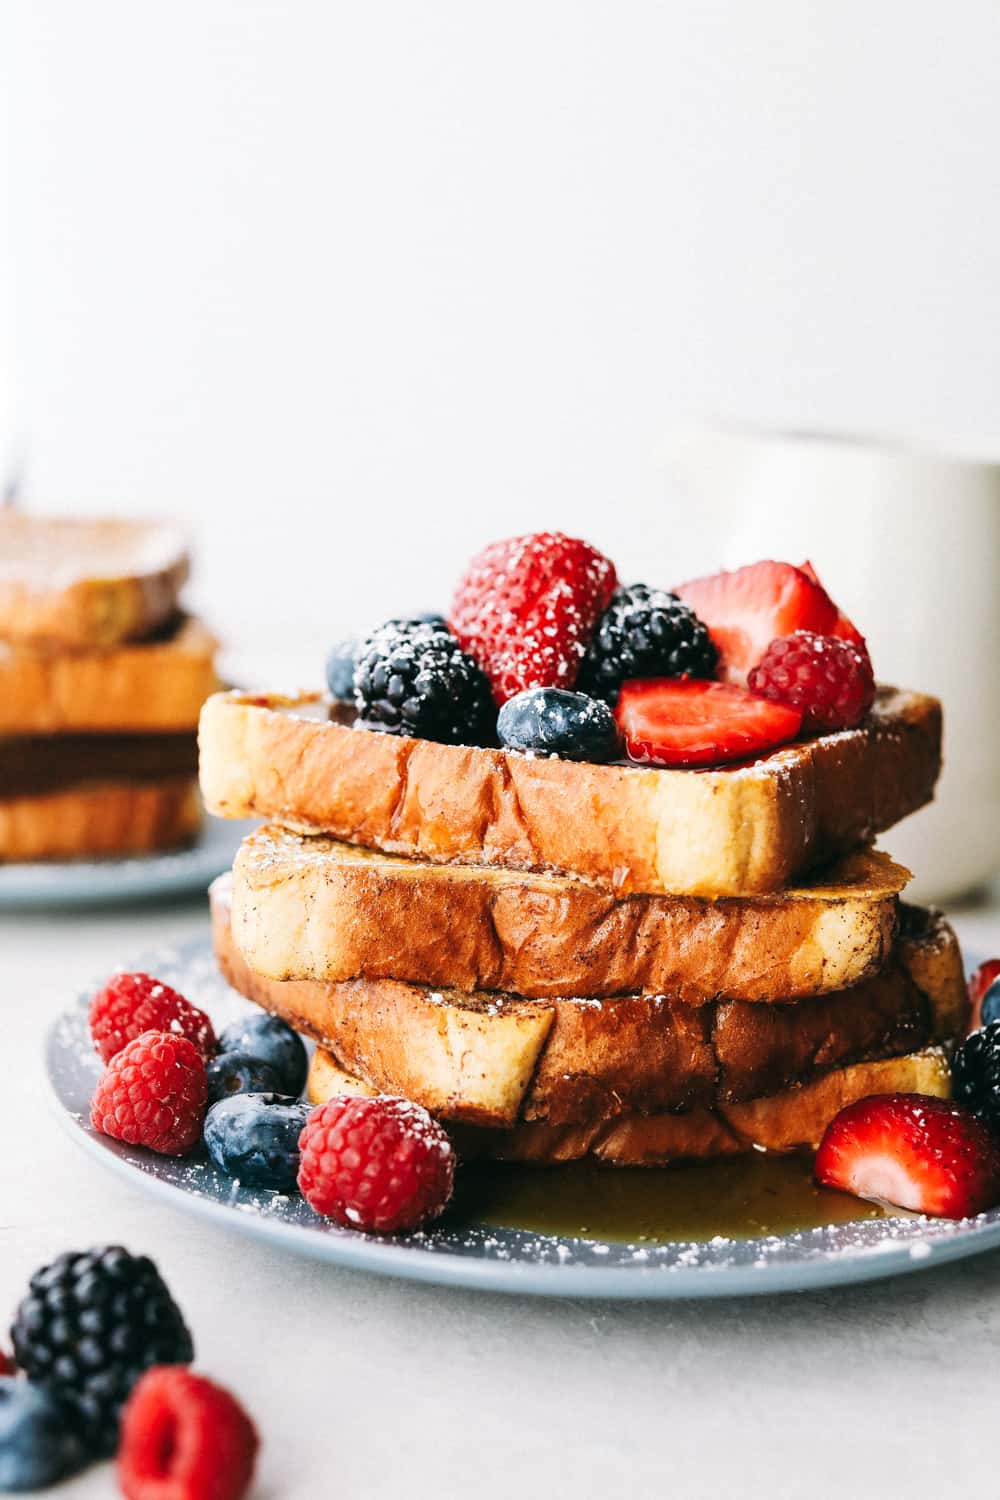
90 972 216 1065
298 1096 455 1233
748 630 875 731
450 532 618 705
91 1031 207 1156
118 1367 258 1500
0 1349 14 1376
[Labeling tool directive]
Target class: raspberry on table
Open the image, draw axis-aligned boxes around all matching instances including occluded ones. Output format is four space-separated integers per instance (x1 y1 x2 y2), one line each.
89 971 216 1065
450 531 618 705
298 1095 456 1233
91 1030 208 1156
118 1366 258 1500
747 629 875 732
10 1246 193 1459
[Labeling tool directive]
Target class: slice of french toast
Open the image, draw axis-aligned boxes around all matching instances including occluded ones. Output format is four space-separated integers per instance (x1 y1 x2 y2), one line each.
0 778 200 861
211 876 966 1128
231 824 908 1003
0 615 219 735
306 1046 953 1166
199 687 941 897
0 515 190 649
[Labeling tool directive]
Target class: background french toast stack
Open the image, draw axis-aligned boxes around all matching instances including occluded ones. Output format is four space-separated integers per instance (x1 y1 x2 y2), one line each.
200 537 966 1168
0 514 220 860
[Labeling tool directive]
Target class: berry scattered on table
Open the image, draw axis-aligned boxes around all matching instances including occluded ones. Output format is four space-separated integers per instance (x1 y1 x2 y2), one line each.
217 1013 308 1098
90 1031 208 1156
206 1053 284 1107
675 560 840 686
748 630 876 732
953 1021 1000 1130
10 1247 193 1459
204 1093 311 1192
814 1092 1000 1218
298 1095 456 1233
615 677 802 768
89 972 216 1065
0 1377 88 1491
118 1366 258 1500
577 584 718 704
354 619 495 744
497 687 621 762
325 638 358 701
450 531 618 705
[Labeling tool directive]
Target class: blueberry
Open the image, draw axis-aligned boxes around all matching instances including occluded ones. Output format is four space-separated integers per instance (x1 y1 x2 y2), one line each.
982 979 1000 1028
0 1378 88 1490
206 1053 284 1107
203 1093 310 1191
497 687 622 763
325 639 358 701
217 1014 308 1096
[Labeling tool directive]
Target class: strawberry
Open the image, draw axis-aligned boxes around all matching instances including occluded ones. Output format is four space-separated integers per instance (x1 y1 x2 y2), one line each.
800 560 867 649
674 561 839 685
815 1093 1000 1219
615 677 802 768
968 959 1000 1033
449 532 618 705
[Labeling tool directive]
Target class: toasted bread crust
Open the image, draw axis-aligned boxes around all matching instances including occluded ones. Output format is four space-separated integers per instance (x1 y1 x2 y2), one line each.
0 616 219 735
199 688 941 896
231 825 907 1002
306 1046 953 1165
212 878 965 1127
0 516 190 648
0 778 200 861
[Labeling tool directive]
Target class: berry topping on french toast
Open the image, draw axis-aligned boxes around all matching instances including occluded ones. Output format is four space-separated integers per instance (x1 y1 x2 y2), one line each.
675 560 839 685
615 677 802 767
815 1093 1000 1218
748 629 875 732
450 531 618 704
953 1021 1000 1129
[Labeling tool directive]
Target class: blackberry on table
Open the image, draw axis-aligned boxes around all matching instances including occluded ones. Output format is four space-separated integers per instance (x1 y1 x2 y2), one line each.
577 584 718 704
354 620 495 745
953 1021 1000 1130
9 1246 193 1458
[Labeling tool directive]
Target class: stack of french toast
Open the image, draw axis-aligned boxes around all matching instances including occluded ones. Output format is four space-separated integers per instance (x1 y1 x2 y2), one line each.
200 534 968 1170
0 514 219 860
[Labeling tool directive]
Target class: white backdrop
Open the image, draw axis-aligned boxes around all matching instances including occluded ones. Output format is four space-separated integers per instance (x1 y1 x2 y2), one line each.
4 0 1000 675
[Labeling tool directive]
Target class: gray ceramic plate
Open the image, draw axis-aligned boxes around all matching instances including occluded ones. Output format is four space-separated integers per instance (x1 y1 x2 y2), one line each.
46 936 1000 1299
0 818 257 909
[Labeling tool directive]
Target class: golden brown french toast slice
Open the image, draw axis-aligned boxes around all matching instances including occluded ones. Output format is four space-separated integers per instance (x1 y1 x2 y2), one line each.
0 515 189 649
0 778 200 861
0 616 219 734
306 1046 953 1167
199 687 941 897
211 877 965 1128
231 824 908 1003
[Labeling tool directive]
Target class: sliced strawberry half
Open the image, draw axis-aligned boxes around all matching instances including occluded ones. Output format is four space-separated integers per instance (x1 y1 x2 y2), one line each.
615 677 802 768
800 560 867 649
815 1093 1000 1219
674 561 839 685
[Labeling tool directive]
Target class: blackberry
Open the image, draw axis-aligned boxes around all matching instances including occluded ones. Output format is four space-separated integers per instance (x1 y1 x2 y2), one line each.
577 584 718 704
354 620 495 745
953 1021 1000 1130
9 1247 193 1458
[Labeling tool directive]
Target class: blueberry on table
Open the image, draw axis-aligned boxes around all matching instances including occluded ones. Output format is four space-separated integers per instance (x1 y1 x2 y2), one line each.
0 1378 88 1491
325 639 358 701
204 1093 311 1191
497 687 622 763
217 1013 308 1097
206 1052 284 1107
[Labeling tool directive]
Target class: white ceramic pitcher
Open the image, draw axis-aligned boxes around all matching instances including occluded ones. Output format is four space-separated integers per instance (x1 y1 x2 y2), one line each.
657 427 1000 902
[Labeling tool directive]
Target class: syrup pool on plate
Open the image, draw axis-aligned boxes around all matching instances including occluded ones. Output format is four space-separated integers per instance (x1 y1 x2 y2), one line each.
446 1152 884 1244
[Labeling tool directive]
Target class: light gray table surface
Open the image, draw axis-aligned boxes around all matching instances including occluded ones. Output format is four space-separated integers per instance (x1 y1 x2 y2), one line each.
3 885 999 1499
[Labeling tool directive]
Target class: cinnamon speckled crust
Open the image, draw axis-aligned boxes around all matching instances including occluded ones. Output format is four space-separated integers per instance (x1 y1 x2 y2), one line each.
230 826 907 1003
0 516 190 648
0 616 220 735
211 879 965 1128
306 1046 953 1166
0 778 201 861
199 686 941 897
